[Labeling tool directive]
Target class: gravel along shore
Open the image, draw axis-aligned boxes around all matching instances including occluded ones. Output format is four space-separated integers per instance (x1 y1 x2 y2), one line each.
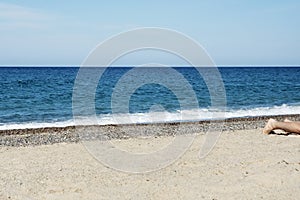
0 114 299 147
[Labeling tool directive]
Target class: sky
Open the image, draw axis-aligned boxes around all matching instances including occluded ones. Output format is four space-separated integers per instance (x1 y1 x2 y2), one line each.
0 0 299 66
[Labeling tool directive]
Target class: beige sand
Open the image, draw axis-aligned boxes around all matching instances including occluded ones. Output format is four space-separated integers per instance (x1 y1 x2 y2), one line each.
0 129 299 200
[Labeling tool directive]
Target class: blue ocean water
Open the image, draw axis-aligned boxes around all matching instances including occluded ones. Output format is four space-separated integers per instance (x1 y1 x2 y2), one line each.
0 67 300 129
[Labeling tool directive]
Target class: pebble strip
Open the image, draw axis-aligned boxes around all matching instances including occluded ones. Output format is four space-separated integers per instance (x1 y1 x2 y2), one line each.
0 114 299 147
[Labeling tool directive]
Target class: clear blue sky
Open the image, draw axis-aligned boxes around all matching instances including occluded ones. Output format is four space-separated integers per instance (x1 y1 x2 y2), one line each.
0 0 299 66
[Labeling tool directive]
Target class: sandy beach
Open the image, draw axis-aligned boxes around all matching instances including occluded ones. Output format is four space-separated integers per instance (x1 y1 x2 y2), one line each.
0 118 299 200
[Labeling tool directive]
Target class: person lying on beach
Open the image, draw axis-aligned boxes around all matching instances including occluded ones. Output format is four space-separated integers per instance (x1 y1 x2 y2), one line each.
263 118 300 135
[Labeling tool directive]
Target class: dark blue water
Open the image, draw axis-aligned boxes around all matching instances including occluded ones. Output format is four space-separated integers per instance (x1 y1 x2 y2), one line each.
0 67 300 128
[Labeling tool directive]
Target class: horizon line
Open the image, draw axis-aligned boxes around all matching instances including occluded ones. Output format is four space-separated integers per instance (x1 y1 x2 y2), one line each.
0 64 300 67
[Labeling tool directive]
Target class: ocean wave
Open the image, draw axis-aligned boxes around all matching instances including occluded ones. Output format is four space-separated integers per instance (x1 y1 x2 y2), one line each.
0 104 299 130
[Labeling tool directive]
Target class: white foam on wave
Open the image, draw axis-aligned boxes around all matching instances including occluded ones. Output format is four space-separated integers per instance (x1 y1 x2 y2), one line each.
225 104 300 118
0 104 299 130
0 119 76 131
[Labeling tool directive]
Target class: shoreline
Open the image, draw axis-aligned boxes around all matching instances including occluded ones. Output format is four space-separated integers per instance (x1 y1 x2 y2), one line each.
0 114 299 147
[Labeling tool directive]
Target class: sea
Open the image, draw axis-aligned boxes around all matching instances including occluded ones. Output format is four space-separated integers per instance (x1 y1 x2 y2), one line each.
0 67 300 130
